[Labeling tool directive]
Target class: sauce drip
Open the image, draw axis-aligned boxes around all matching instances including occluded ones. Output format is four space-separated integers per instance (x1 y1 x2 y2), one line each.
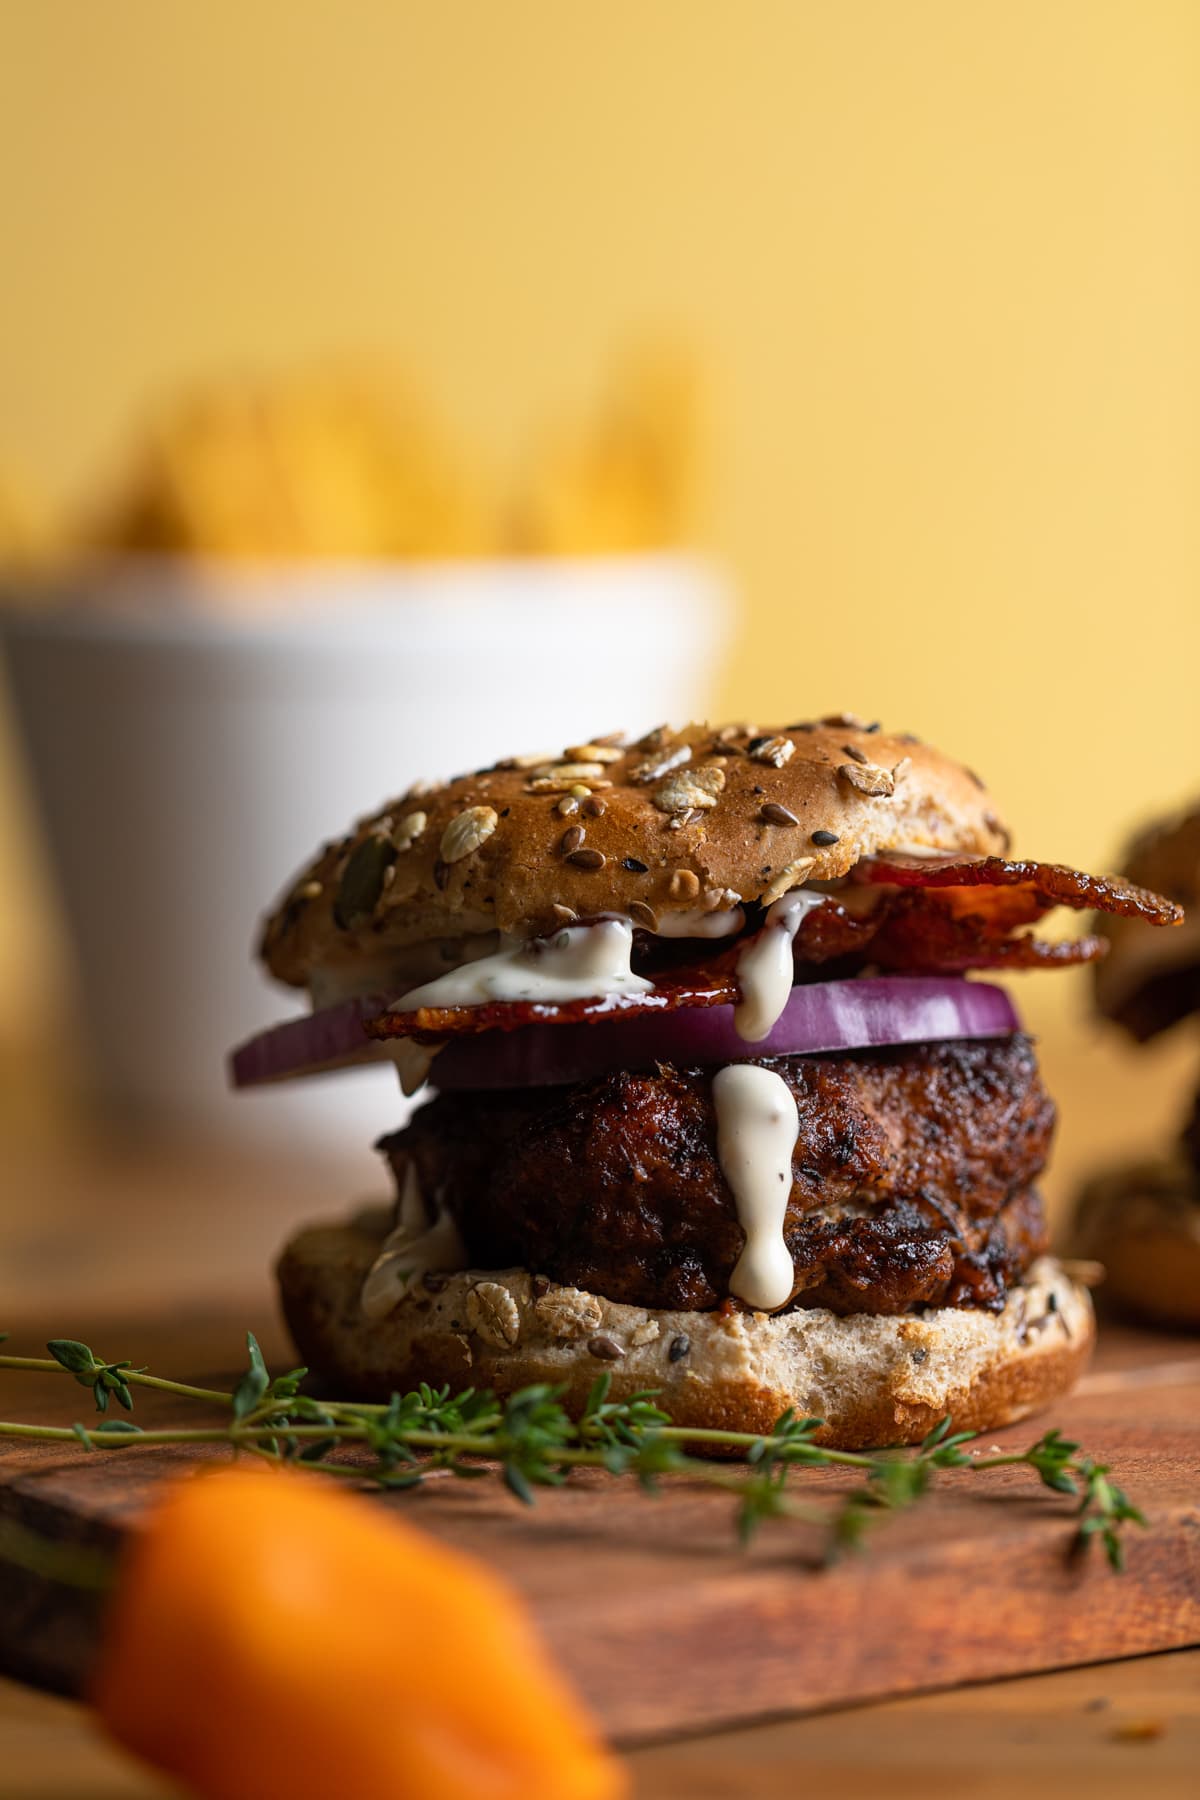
384 1037 443 1097
712 1064 799 1311
360 1165 467 1321
655 906 746 940
392 919 653 1012
734 889 827 1041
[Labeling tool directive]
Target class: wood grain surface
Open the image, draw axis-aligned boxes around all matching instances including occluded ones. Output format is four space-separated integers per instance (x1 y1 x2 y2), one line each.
0 1314 1197 1745
3 1649 1199 1800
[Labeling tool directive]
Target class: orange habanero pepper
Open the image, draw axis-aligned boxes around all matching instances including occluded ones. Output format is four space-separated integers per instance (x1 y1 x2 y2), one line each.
92 1467 626 1800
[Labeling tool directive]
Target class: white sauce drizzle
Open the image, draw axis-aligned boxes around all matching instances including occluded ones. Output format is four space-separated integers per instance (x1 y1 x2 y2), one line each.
309 935 502 1009
390 919 652 1012
734 889 828 1041
655 906 746 939
360 1165 467 1321
712 1064 799 1312
384 1038 444 1097
885 842 956 860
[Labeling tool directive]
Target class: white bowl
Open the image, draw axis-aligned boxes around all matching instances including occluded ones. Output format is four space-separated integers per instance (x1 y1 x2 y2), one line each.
1 555 732 1177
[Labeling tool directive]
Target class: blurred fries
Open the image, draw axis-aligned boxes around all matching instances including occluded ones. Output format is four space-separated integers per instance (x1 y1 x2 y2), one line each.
507 349 698 555
27 349 701 570
90 367 485 563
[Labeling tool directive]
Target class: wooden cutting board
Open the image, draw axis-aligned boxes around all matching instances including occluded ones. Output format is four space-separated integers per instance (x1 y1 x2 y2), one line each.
0 1316 1196 1745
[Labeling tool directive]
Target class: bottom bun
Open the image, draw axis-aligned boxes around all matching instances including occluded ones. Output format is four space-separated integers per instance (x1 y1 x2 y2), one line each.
277 1215 1093 1449
1071 1157 1200 1332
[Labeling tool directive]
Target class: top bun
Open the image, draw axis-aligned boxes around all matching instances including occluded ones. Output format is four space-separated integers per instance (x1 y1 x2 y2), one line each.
261 715 1010 989
1094 799 1200 1033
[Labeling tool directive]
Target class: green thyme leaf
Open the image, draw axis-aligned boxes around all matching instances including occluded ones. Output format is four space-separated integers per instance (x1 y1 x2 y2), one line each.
503 1461 536 1506
268 1366 309 1403
46 1340 95 1376
582 1372 612 1418
231 1332 270 1420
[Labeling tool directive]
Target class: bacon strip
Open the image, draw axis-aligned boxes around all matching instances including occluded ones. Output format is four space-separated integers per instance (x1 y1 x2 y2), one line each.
365 857 1182 1042
855 854 1184 926
791 890 1108 975
366 964 740 1042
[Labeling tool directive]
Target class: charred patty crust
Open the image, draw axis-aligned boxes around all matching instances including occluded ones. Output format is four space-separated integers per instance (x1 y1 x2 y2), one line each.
380 1034 1054 1316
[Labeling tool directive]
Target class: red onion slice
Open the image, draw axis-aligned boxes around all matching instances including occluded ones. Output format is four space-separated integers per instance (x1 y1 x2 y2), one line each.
229 995 392 1088
230 975 1020 1094
429 976 1020 1091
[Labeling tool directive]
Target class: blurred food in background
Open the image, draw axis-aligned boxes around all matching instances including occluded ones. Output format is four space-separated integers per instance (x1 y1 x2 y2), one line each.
2 348 700 577
95 1467 625 1800
1071 799 1200 1330
87 365 487 565
0 348 730 1165
1092 803 1200 1047
509 350 696 554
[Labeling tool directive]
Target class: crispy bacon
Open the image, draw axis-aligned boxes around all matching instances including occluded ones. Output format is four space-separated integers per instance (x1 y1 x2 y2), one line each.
365 856 1181 1042
366 963 742 1042
865 907 1108 973
790 889 1107 974
855 854 1184 926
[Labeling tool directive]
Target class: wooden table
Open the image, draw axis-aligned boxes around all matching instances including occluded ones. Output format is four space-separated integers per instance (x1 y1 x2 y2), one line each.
1 1050 1197 1798
1 1645 1197 1798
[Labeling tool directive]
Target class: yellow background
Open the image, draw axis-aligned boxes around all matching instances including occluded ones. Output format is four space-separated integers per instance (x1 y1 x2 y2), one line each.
1 1 1198 1194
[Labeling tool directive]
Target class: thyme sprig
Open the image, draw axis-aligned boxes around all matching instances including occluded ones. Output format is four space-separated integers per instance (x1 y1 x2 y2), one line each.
0 1333 1143 1568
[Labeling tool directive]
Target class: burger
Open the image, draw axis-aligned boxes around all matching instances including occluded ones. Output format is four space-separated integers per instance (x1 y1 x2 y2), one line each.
231 717 1183 1446
1072 800 1200 1329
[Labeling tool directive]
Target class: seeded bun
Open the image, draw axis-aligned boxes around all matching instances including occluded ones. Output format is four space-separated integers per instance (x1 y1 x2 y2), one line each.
1070 1159 1200 1331
261 716 1009 989
1094 800 1200 1034
276 1217 1091 1449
